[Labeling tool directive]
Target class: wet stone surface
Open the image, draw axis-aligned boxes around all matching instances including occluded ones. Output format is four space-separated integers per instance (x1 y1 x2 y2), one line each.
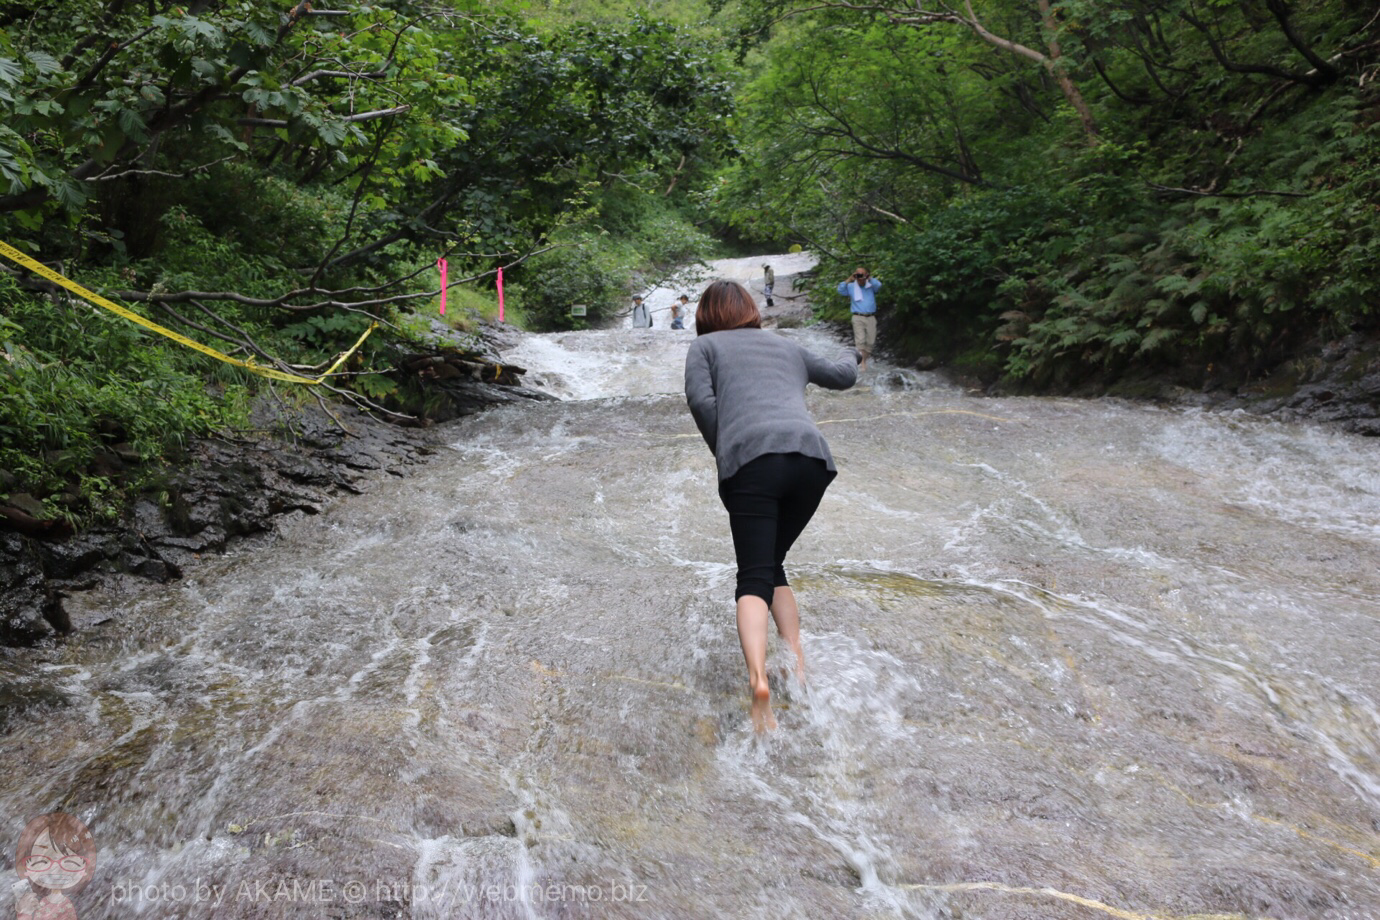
1 258 1377 920
0 319 550 645
1208 332 1380 436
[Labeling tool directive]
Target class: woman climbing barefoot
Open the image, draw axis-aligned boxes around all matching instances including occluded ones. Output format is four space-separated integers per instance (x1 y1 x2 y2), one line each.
684 280 858 733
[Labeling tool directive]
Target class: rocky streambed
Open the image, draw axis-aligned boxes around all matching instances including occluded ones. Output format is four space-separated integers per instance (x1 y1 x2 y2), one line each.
6 262 1377 647
1197 330 1380 436
1 320 551 645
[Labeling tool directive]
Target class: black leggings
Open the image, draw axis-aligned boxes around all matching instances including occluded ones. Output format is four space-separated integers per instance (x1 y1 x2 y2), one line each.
718 453 836 607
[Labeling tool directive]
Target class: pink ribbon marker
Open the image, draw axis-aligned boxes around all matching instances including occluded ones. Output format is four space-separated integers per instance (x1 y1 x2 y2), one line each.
437 258 448 315
497 265 505 323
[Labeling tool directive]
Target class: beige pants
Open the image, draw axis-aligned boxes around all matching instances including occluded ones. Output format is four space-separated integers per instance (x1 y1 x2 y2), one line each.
851 313 876 356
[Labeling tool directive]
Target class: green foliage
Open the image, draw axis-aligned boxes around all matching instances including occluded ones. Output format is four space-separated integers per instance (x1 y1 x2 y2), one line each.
850 188 1073 349
0 277 248 522
0 1 740 532
524 0 718 29
716 0 1378 392
168 162 348 271
0 1 735 298
999 91 1380 389
513 233 631 330
415 13 735 257
511 194 718 329
280 312 376 354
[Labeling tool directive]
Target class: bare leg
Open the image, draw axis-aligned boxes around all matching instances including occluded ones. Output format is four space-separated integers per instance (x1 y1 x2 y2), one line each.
859 351 870 373
770 586 806 684
736 595 776 733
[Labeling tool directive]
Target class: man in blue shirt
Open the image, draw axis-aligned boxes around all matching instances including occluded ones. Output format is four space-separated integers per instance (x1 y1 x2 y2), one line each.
837 266 881 372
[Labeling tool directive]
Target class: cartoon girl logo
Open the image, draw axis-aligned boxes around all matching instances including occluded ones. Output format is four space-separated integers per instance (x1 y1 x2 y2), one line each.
13 813 95 920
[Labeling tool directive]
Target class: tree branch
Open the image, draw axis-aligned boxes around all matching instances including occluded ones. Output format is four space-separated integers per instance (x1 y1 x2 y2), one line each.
797 66 988 186
0 1 318 214
236 105 411 129
309 121 394 288
1262 0 1340 80
865 203 909 224
1179 8 1323 86
113 246 558 312
83 155 237 182
290 68 389 85
75 26 158 89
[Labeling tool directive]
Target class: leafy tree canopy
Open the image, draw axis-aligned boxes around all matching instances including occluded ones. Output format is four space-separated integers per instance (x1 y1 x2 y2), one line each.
706 0 1379 390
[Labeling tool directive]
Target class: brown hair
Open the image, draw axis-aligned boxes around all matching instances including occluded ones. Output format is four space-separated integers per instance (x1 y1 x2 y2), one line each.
694 281 761 335
16 812 97 896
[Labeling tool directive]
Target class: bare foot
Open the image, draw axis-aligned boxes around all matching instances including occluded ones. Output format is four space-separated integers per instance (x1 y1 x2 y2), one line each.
750 679 776 734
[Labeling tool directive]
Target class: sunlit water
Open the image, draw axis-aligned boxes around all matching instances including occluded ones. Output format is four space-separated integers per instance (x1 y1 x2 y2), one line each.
2 270 1378 919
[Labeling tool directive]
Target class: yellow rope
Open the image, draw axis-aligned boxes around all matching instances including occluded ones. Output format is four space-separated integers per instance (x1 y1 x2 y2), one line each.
1 240 374 384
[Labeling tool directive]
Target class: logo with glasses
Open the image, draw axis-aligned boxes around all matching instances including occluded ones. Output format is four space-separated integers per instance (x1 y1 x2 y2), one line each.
13 813 95 920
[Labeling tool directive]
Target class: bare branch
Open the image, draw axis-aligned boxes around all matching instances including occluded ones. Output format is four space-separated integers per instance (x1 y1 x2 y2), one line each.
958 0 1047 67
112 246 559 312
310 122 395 288
1262 0 1340 80
154 301 257 354
236 105 411 129
290 68 389 85
343 104 411 123
1179 8 1321 86
318 381 419 424
866 203 910 224
664 154 688 196
76 26 158 88
84 155 238 182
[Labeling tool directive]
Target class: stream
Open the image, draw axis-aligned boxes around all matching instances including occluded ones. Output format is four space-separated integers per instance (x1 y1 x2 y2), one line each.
2 255 1378 919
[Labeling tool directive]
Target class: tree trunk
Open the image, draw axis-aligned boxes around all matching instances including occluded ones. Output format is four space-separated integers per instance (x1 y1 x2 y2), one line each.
1035 0 1099 141
955 0 1099 142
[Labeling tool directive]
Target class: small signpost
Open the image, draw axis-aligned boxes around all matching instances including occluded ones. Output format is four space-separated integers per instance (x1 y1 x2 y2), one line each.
570 304 587 317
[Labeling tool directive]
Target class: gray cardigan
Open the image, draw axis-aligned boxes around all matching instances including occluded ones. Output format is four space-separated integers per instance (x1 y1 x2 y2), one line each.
684 328 858 481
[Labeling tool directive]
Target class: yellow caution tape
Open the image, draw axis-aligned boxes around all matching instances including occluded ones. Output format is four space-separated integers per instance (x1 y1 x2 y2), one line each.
318 320 377 380
0 240 374 385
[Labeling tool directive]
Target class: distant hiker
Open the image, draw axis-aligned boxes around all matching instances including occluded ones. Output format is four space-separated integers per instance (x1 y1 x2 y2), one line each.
838 266 881 372
671 294 688 330
762 264 775 308
684 280 859 734
631 295 652 329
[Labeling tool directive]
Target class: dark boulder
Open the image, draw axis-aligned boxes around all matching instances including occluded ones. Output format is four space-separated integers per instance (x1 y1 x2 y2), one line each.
0 532 67 644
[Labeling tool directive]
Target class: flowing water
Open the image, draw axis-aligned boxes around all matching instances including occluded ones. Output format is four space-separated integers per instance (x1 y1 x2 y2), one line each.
2 258 1379 919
